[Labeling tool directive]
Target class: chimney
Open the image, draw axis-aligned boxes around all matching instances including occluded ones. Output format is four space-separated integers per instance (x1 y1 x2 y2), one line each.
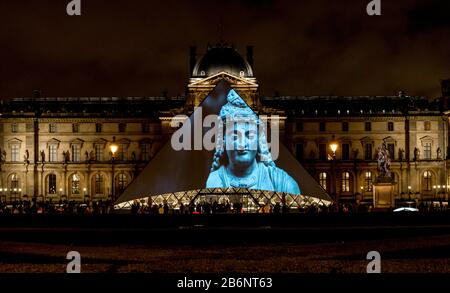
246 45 254 68
189 46 197 74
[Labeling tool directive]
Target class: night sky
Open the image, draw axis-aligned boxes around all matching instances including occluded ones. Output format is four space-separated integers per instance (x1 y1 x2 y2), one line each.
0 0 449 99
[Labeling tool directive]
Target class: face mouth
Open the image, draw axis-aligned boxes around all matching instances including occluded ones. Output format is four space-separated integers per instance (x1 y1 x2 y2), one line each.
236 150 248 155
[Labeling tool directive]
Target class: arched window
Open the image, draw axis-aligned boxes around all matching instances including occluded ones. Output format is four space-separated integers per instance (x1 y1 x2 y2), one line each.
71 174 80 195
319 172 327 191
48 174 56 194
95 174 104 195
341 172 350 192
423 171 432 191
10 174 20 194
364 171 373 192
116 173 128 194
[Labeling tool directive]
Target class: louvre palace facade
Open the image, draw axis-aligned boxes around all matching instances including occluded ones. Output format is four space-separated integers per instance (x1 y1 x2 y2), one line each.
1 43 449 207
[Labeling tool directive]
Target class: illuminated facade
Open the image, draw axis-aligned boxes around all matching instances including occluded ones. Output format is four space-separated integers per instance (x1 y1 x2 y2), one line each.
1 43 449 206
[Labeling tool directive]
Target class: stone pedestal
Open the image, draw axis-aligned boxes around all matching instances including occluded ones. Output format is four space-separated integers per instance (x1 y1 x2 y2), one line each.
373 177 396 209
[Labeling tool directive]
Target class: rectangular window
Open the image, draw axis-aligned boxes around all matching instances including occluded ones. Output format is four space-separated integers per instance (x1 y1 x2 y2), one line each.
424 121 431 131
48 175 56 194
11 144 20 162
319 122 326 132
342 122 349 132
364 144 373 160
26 123 33 132
342 143 350 160
141 144 150 161
319 173 327 191
72 145 81 162
49 145 57 162
49 123 56 133
341 172 350 192
424 142 432 160
142 123 150 133
296 144 304 161
365 122 372 131
364 171 373 192
296 122 303 132
387 143 395 160
72 123 79 133
118 144 127 160
319 144 327 161
11 123 18 133
95 145 104 161
388 122 394 131
119 123 126 133
96 123 102 133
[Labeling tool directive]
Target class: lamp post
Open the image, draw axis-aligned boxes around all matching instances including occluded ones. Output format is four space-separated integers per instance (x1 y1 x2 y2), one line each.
110 136 118 202
408 185 411 200
329 135 338 204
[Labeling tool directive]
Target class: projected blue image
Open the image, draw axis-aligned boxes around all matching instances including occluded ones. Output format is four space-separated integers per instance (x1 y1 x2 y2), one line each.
206 90 301 195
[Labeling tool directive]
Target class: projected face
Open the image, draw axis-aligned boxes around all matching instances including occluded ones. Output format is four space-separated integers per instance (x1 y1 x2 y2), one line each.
225 121 258 168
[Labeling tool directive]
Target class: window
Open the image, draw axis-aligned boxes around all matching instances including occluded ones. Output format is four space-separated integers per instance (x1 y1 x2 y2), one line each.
49 145 57 162
48 174 56 194
388 122 394 131
11 123 18 133
342 122 349 132
72 144 81 162
96 123 102 133
341 172 350 192
319 144 327 160
11 144 20 162
95 144 104 161
72 123 79 133
26 123 33 132
141 143 151 161
49 123 56 133
364 171 373 192
319 122 326 132
71 174 80 195
11 174 19 194
365 122 372 131
239 71 245 77
319 172 327 191
387 143 395 160
296 144 304 161
342 143 350 160
119 123 126 133
142 123 150 133
296 122 303 132
118 144 127 161
95 174 104 194
117 173 128 194
424 121 431 131
424 142 432 160
364 143 373 160
423 171 432 191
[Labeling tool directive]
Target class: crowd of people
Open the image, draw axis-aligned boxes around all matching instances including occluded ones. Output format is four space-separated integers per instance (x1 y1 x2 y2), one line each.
0 199 114 215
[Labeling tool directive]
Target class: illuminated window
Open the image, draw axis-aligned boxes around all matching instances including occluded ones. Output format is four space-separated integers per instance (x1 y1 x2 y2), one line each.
423 171 432 191
364 171 373 192
118 144 127 160
72 144 81 162
49 145 57 162
424 142 431 160
11 144 20 162
48 174 56 194
95 144 104 161
117 173 127 194
11 174 19 194
11 123 18 133
319 172 327 191
71 174 80 195
341 172 350 192
95 174 103 194
239 71 245 77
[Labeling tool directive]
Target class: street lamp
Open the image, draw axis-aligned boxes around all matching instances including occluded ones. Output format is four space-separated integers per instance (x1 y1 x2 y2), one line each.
110 136 118 202
329 135 338 204
408 185 412 200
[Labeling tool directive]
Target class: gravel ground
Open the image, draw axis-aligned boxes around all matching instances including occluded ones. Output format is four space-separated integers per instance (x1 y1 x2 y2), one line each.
1 234 450 273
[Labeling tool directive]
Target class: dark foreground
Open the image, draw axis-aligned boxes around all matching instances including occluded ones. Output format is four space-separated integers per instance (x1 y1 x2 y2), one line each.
1 213 450 273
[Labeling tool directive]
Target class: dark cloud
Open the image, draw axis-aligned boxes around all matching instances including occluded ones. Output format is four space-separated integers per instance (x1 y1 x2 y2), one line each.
0 0 449 98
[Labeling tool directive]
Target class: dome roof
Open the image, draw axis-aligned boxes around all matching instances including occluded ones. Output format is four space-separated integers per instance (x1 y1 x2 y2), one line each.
192 45 253 78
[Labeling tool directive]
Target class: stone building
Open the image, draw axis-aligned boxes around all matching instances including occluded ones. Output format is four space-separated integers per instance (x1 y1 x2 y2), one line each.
1 43 449 207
